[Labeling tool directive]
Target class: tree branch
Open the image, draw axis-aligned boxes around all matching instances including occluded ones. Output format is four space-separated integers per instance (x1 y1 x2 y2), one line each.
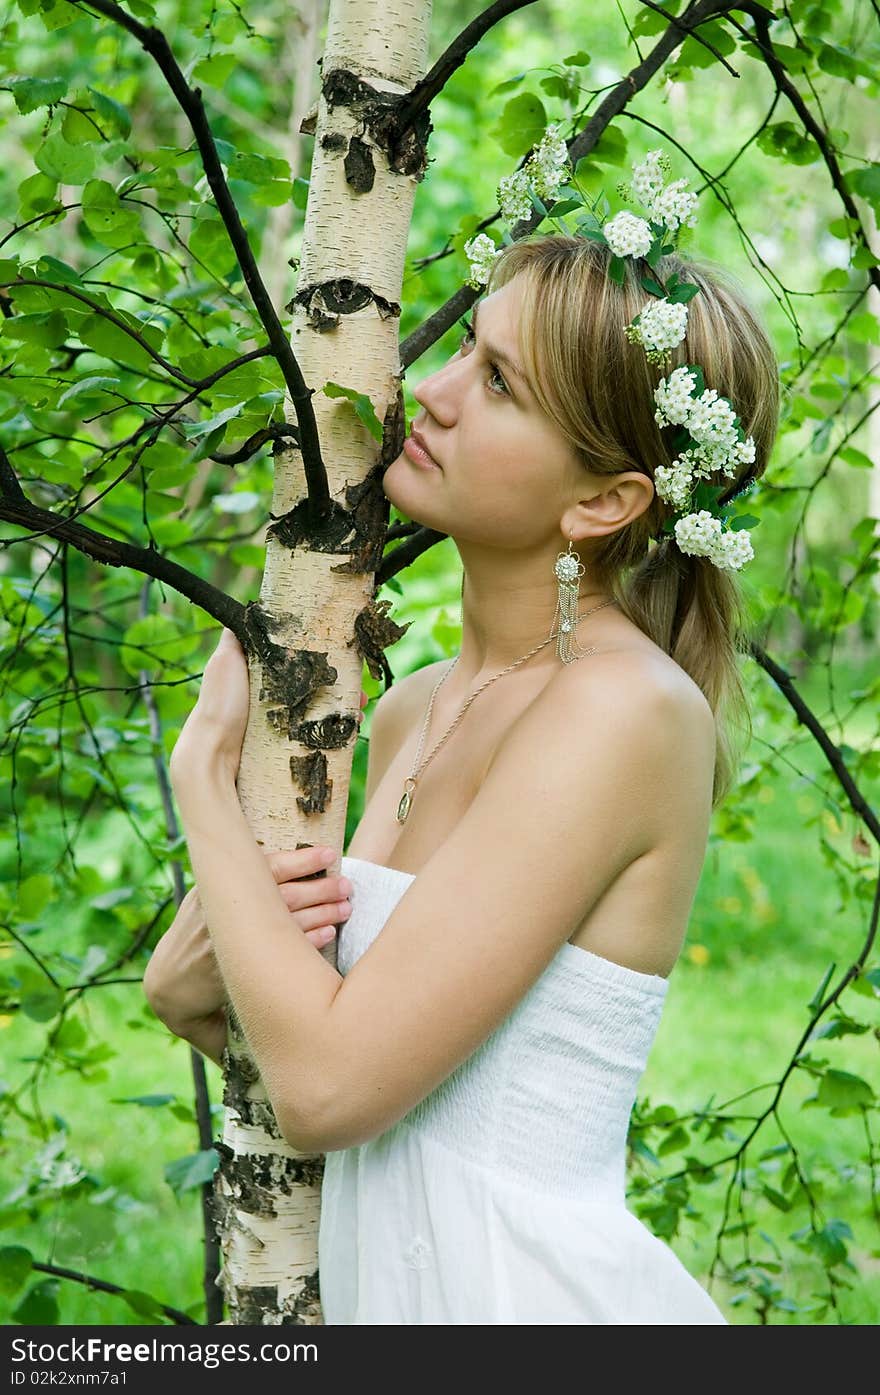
376 525 448 584
394 0 541 134
72 0 332 521
0 491 244 637
30 1260 197 1326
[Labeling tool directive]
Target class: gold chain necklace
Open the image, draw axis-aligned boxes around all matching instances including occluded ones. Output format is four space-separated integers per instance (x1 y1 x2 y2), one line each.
396 597 618 825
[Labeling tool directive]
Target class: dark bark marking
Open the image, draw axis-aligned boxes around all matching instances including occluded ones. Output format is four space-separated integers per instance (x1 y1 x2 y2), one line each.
286 277 400 331
290 750 333 815
344 135 375 193
267 462 388 575
321 67 431 181
243 602 337 738
295 713 358 749
351 597 409 683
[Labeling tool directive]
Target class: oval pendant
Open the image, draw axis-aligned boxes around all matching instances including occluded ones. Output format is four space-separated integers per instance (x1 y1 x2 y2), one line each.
397 779 416 824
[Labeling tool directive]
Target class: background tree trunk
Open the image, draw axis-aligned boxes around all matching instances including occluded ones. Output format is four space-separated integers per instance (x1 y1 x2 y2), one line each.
213 0 433 1326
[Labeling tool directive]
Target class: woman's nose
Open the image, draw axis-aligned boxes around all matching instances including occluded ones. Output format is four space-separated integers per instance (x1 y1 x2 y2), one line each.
412 353 464 425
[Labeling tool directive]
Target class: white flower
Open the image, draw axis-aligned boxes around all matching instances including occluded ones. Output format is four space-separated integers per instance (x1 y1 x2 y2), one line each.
711 527 755 571
527 123 570 199
624 297 689 362
673 511 755 570
648 178 698 233
603 210 653 258
497 170 533 225
463 233 499 289
654 366 699 426
674 510 723 558
630 149 668 208
735 435 757 466
654 461 694 510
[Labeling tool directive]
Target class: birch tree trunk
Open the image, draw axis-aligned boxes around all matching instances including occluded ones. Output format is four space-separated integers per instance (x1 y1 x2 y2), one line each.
212 0 434 1326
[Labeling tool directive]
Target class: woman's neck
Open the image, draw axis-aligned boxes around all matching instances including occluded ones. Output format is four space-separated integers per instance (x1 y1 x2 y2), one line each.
453 543 613 685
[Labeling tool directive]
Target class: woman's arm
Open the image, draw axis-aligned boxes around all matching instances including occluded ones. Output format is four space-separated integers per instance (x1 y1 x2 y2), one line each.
143 846 353 1065
170 635 711 1155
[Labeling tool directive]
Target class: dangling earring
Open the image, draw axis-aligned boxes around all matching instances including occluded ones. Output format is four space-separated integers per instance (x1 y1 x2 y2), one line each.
551 535 586 664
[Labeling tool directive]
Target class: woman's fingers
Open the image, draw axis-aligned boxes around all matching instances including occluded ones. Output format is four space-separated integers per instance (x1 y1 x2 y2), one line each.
279 886 351 930
265 845 334 884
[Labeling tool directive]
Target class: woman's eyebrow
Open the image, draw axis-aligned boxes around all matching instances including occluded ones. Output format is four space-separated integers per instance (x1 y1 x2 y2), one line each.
471 300 531 394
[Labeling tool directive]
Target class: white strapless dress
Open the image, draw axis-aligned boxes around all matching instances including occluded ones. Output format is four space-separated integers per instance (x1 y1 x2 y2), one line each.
318 856 727 1325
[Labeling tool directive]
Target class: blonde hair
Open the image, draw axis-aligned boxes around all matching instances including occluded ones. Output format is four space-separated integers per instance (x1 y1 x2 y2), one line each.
486 234 780 807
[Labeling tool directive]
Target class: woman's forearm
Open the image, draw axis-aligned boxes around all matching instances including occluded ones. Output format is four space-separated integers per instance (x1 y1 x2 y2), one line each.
172 762 343 1140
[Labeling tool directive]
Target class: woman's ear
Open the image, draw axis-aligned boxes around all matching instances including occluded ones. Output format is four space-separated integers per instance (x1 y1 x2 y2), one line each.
565 471 655 542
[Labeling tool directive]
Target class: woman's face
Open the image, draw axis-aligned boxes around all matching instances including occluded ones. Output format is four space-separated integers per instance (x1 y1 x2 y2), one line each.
383 277 584 551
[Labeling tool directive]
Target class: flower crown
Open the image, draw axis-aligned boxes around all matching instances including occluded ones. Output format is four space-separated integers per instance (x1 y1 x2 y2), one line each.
464 136 760 573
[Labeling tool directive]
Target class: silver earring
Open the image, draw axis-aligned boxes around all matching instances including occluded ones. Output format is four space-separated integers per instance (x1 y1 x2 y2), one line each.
551 536 585 664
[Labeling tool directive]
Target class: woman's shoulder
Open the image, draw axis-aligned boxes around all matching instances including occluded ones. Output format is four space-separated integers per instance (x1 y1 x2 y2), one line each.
534 637 716 787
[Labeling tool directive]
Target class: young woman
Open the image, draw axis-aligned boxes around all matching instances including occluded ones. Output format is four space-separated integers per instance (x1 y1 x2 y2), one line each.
144 229 779 1324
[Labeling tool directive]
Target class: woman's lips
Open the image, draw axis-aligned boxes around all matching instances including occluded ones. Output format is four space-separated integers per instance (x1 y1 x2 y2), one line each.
403 432 441 470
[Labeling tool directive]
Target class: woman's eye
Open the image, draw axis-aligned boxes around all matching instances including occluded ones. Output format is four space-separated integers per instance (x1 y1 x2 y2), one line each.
457 319 508 397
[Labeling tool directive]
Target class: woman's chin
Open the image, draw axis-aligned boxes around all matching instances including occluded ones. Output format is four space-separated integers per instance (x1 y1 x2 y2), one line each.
382 455 440 526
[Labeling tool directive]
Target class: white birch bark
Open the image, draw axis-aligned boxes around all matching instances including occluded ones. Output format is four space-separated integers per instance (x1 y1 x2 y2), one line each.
214 0 433 1326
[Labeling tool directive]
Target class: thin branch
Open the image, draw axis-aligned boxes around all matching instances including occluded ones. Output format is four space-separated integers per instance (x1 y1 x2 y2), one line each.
0 490 244 637
747 640 880 845
394 1 541 133
72 0 331 521
376 526 448 585
3 279 200 386
30 1261 196 1325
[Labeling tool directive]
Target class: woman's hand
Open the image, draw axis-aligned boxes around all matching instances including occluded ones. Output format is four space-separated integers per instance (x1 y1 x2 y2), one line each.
169 626 371 787
170 628 250 787
143 845 353 1034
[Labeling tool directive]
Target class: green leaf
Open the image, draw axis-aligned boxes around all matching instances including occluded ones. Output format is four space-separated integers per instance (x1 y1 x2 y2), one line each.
0 1246 33 1296
322 381 383 442
807 962 835 1013
21 986 65 1022
13 1278 59 1325
491 93 548 159
657 1124 689 1157
844 164 880 212
189 215 236 278
88 87 132 137
57 375 121 408
761 1185 792 1212
119 1288 167 1321
667 281 701 304
607 255 626 286
815 1068 875 1114
82 179 142 249
164 1148 220 1196
181 401 245 439
839 446 873 470
5 75 67 113
192 54 238 87
589 125 628 168
17 873 53 919
563 51 591 66
756 122 820 165
639 275 665 297
77 311 159 373
488 73 528 98
35 132 96 184
292 177 310 210
2 310 68 348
